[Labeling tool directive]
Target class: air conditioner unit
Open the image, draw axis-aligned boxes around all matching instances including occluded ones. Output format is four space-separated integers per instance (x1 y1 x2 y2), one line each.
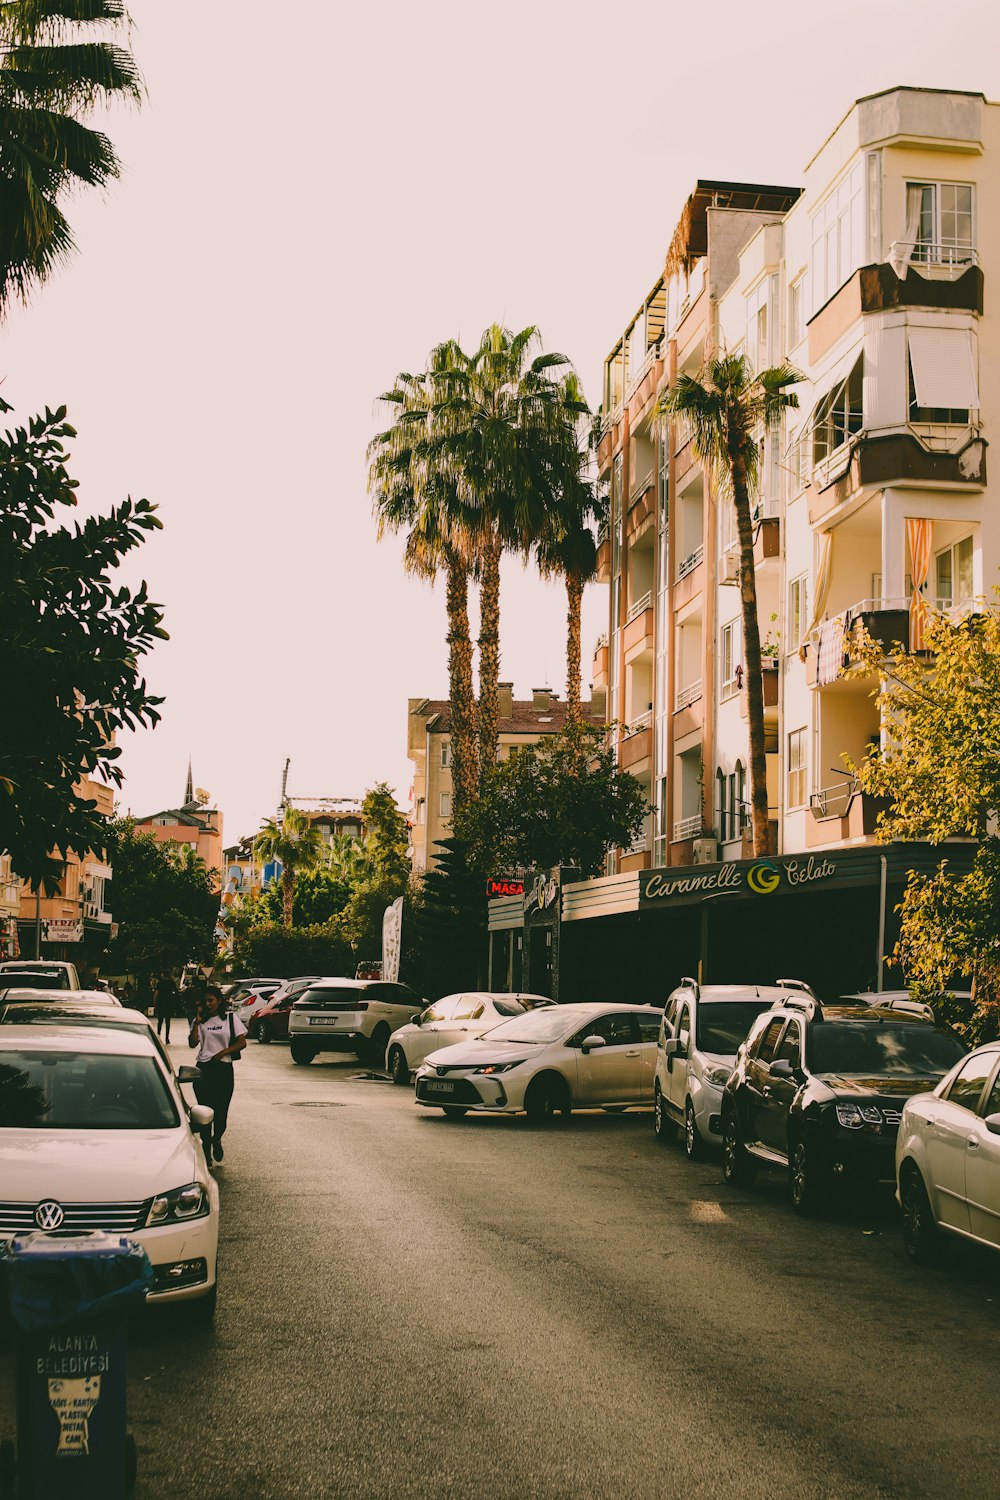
691 838 719 865
721 552 740 585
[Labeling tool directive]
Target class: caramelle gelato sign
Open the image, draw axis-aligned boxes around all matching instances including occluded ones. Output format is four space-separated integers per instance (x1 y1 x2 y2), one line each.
641 855 837 906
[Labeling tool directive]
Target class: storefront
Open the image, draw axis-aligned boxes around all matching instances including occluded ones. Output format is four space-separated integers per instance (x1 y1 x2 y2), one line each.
488 843 977 1005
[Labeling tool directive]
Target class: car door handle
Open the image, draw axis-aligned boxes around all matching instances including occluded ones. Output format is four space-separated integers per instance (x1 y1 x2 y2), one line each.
968 1137 980 1149
625 1049 640 1057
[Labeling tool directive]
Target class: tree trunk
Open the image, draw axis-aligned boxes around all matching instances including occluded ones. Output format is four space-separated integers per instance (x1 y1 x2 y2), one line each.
730 438 770 857
566 571 584 726
282 866 294 929
445 554 478 811
477 531 502 787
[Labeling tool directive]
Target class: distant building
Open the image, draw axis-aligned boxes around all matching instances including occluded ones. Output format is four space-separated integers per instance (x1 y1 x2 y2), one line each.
408 684 603 874
134 762 223 885
14 775 114 967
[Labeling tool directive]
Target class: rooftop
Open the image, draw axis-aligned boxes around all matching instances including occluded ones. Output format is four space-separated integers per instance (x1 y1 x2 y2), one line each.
412 696 602 736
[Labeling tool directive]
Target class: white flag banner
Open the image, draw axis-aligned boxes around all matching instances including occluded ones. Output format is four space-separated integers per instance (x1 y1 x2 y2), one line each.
382 897 403 983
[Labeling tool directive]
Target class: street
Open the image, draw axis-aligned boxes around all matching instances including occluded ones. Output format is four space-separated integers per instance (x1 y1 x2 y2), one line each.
3 1039 999 1500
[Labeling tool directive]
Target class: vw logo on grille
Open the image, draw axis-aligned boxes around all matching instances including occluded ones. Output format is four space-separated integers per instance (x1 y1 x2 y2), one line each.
35 1200 65 1231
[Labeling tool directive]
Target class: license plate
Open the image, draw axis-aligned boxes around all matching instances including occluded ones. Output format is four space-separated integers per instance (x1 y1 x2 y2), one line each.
425 1079 455 1094
309 1017 340 1027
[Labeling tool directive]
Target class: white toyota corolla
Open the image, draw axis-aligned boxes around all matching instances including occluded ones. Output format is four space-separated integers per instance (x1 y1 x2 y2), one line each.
414 1003 661 1121
0 1026 220 1319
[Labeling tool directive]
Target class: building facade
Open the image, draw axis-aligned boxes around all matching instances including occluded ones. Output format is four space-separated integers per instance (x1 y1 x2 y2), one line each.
14 776 115 968
490 86 992 1001
134 765 224 885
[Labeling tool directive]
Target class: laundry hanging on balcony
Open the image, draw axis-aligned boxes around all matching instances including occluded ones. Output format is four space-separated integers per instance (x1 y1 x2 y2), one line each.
817 614 848 685
907 517 933 651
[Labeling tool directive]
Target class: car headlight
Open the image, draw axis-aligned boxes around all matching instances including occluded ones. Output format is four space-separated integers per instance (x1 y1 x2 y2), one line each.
702 1065 731 1087
473 1061 521 1075
146 1183 209 1226
835 1103 884 1131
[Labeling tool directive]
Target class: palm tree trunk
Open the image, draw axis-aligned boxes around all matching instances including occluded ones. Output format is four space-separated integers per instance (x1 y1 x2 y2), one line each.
282 866 294 929
446 553 478 811
477 531 502 787
565 571 584 726
731 445 770 856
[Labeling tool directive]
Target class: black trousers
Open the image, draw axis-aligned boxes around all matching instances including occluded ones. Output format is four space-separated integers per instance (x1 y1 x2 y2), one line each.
193 1061 236 1150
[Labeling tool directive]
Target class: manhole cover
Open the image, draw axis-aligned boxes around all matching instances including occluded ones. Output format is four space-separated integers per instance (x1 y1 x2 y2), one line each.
284 1101 346 1108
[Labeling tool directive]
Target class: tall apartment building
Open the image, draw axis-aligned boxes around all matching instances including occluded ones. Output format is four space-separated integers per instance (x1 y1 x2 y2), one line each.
134 764 224 885
15 775 115 966
487 86 991 1001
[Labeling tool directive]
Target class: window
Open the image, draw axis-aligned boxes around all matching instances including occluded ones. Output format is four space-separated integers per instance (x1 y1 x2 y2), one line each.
453 995 483 1021
907 329 978 424
573 1012 637 1048
788 274 806 349
720 619 741 699
945 1052 995 1111
981 1062 1000 1120
636 1013 660 1042
438 791 452 819
813 357 863 465
718 763 746 843
789 574 808 651
787 728 808 809
935 536 974 609
440 741 452 768
676 1006 692 1057
775 1022 802 1069
754 1019 785 1065
745 279 769 374
907 181 974 266
810 160 865 311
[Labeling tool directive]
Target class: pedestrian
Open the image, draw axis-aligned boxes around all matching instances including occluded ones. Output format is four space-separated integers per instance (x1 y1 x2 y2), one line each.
188 986 247 1163
154 973 177 1041
185 972 206 1027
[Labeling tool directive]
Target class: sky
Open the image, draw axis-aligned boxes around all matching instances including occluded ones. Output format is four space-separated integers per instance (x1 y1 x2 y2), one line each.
4 0 995 843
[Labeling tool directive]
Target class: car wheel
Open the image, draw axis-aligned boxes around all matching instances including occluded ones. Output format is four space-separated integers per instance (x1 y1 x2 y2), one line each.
290 1040 315 1065
722 1113 757 1186
388 1046 410 1087
901 1166 941 1264
442 1106 468 1119
653 1083 676 1144
255 1020 270 1044
365 1024 392 1069
524 1073 570 1124
789 1136 821 1215
684 1099 703 1160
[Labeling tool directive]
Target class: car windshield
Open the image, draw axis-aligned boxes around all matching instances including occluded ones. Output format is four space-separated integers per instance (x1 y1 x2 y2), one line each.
484 1010 581 1045
0 972 64 991
697 1001 775 1054
808 1024 967 1078
0 1051 179 1129
492 999 528 1018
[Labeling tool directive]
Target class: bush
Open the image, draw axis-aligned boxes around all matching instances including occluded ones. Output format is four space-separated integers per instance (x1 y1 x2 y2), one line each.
233 920 353 980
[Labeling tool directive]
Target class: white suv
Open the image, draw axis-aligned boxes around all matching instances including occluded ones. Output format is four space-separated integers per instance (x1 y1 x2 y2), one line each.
288 979 425 1067
654 979 795 1157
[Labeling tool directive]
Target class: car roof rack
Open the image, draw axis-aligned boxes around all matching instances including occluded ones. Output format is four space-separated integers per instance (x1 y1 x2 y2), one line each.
874 997 936 1021
775 978 817 998
678 976 701 999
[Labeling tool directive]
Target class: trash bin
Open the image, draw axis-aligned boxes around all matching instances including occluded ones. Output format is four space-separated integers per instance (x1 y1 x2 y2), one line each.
0 1229 152 1500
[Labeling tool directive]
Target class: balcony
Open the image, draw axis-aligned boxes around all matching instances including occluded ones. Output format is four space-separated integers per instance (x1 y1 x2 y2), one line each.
677 544 703 582
591 636 609 691
808 258 984 365
739 659 779 720
620 718 652 773
626 480 656 542
624 594 654 663
596 529 612 584
675 679 702 713
806 779 889 848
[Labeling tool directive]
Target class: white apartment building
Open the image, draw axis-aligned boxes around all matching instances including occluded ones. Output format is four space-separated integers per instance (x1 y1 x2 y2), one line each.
487 86 989 1003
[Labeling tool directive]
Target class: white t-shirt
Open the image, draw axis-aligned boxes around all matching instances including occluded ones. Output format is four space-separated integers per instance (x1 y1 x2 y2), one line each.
195 1011 247 1065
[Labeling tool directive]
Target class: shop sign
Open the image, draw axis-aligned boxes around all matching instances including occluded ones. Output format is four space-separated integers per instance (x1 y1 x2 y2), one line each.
487 877 525 898
523 871 560 914
642 855 838 907
45 918 84 943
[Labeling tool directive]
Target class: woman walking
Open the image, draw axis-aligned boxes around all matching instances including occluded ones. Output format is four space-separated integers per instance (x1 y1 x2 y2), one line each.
188 986 247 1162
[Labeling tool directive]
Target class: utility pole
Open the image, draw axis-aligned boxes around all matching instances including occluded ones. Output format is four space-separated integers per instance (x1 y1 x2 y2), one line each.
279 758 291 814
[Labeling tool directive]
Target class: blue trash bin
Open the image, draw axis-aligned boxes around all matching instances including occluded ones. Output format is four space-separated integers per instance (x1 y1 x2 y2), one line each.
1 1229 152 1500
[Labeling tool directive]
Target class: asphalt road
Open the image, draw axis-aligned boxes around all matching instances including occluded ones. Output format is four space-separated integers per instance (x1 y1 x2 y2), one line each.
3 1037 999 1499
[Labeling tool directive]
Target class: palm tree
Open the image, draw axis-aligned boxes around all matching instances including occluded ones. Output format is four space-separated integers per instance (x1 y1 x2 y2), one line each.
654 352 799 856
253 808 323 928
429 325 588 781
0 1 143 312
369 358 479 811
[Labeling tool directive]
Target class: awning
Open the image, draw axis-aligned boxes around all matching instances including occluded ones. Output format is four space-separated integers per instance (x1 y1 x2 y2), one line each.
908 327 980 410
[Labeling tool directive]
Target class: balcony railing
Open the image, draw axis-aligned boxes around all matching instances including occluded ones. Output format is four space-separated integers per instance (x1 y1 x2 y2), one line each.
625 709 652 736
677 545 704 580
891 241 978 279
594 631 608 651
625 342 660 398
675 679 702 711
673 814 702 841
809 777 858 820
626 591 652 625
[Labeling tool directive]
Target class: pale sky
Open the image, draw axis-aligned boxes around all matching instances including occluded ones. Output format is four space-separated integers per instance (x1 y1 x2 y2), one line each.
4 0 994 842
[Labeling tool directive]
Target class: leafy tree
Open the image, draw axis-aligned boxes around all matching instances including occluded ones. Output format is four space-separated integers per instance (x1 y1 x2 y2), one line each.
654 353 799 855
0 1 143 312
232 920 353 981
408 837 484 998
360 783 410 884
456 723 648 878
105 818 217 979
0 402 165 891
253 807 323 928
257 866 352 927
853 607 1000 1040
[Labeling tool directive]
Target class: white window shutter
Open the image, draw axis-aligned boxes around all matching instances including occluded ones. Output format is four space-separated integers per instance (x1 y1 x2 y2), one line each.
908 327 979 410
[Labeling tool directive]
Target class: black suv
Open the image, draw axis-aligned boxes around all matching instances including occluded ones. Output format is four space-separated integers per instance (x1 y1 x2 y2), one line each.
721 995 967 1212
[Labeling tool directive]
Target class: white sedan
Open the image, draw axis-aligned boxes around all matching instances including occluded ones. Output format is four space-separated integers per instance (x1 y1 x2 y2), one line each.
896 1040 1000 1262
0 1026 220 1318
386 991 553 1085
414 1003 661 1121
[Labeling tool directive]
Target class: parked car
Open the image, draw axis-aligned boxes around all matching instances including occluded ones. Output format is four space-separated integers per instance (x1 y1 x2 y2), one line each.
414 1003 661 1121
227 979 282 1022
250 976 325 1042
0 1000 171 1068
288 980 425 1066
387 992 554 1085
842 989 972 1017
721 996 968 1211
897 1041 1000 1262
0 960 81 990
0 1025 220 1319
654 979 796 1157
0 987 123 1008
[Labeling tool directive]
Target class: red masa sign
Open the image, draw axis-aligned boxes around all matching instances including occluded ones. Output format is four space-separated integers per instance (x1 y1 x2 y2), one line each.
487 877 525 898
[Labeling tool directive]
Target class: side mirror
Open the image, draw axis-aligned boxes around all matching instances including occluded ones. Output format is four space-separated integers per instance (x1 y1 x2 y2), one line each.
190 1104 214 1129
581 1034 606 1053
985 1113 1000 1137
662 1038 679 1058
177 1065 201 1084
411 1014 422 1027
769 1058 794 1080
